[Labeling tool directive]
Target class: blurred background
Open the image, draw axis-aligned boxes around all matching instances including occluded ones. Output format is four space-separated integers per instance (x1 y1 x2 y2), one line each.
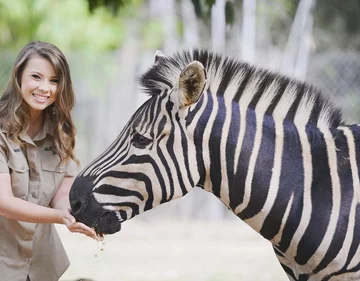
0 0 359 280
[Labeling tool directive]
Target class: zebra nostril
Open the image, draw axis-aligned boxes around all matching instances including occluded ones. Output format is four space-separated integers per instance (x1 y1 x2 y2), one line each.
71 199 85 216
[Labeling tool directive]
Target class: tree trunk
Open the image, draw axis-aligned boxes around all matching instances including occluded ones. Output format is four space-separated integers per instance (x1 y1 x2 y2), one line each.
241 0 257 63
294 1 316 80
163 0 178 53
181 0 199 48
211 0 226 52
281 0 317 79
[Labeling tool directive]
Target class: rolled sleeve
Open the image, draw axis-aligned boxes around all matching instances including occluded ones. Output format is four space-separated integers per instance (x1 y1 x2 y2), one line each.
0 147 9 173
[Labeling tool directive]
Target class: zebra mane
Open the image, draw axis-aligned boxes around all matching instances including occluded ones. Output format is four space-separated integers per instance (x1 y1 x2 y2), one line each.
139 49 344 128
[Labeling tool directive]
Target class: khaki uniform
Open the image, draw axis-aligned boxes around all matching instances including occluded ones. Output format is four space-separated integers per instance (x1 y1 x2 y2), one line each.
0 117 78 281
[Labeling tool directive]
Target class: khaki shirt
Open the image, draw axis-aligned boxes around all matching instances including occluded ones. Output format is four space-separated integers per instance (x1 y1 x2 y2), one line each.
0 117 78 281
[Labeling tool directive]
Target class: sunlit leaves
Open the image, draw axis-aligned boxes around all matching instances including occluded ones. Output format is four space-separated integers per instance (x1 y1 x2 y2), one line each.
205 0 216 6
88 0 124 15
225 1 235 25
0 0 47 49
190 0 235 25
38 0 124 52
141 19 164 50
0 0 125 51
86 0 141 15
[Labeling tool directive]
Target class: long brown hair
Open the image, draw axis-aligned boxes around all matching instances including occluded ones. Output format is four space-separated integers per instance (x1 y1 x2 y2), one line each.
0 41 79 165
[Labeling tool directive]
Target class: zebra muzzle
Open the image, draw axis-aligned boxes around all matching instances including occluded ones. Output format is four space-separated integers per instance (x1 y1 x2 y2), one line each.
92 211 122 235
70 175 122 235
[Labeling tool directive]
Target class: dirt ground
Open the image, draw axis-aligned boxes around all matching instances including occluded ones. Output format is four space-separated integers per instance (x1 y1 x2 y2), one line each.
58 217 288 281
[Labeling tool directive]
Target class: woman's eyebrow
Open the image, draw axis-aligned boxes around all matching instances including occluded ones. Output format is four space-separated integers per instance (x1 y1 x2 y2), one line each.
28 70 43 76
28 69 40 73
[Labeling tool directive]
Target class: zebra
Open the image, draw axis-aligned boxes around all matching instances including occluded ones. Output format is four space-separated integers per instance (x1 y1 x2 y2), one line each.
69 50 360 281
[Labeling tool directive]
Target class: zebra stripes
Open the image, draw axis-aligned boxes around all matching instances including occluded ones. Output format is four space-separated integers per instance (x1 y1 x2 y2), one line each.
70 50 360 281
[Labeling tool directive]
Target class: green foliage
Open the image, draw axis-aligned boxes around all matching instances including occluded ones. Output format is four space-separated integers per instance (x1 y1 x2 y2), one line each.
0 51 16 93
0 0 46 50
190 0 235 25
85 0 142 15
205 0 216 6
141 20 164 50
225 1 235 25
87 0 125 15
191 0 203 18
0 0 127 52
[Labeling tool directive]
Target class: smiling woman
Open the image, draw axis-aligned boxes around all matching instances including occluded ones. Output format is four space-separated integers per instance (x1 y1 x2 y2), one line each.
0 41 99 281
20 56 58 138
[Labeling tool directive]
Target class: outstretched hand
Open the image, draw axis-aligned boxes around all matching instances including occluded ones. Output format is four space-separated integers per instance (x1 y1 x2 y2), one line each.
61 210 103 241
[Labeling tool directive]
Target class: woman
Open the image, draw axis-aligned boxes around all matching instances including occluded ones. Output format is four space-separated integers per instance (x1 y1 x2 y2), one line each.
0 41 98 281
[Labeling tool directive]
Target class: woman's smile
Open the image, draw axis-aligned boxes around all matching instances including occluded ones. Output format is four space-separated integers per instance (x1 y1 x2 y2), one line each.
32 93 50 103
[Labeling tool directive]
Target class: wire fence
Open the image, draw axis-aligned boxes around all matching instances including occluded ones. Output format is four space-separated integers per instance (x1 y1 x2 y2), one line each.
307 52 360 123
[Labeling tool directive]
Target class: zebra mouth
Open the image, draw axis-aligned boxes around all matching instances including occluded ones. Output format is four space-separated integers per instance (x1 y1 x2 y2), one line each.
92 211 122 235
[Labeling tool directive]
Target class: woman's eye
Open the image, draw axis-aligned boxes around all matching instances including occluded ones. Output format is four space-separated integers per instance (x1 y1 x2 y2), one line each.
132 133 152 148
32 74 40 79
51 79 59 84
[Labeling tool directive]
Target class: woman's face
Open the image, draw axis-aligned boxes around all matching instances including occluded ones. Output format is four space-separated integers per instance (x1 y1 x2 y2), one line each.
20 56 58 116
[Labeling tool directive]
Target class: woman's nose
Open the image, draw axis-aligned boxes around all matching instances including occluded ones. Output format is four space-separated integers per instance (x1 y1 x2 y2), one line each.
38 81 50 92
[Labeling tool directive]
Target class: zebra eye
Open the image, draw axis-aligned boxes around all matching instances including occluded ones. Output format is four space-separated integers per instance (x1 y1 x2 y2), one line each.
132 133 152 148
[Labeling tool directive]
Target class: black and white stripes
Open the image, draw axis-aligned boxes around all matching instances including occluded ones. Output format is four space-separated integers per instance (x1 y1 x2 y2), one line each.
70 50 359 281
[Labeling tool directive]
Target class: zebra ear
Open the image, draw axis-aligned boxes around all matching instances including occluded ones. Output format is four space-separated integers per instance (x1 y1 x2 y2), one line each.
178 61 207 107
154 50 166 64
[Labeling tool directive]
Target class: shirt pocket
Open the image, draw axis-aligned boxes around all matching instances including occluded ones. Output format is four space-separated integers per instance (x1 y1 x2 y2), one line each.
41 158 66 205
7 158 30 199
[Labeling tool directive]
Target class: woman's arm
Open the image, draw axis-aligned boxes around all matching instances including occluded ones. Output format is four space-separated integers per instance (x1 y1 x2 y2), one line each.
0 173 98 239
0 173 67 224
49 176 75 211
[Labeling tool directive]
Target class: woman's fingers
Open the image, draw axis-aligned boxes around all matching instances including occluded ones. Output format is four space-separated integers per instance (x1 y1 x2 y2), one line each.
62 211 104 241
67 222 103 241
68 222 93 234
76 222 96 235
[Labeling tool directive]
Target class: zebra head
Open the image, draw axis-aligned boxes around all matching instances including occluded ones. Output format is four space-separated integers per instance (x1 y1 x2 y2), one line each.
70 52 207 235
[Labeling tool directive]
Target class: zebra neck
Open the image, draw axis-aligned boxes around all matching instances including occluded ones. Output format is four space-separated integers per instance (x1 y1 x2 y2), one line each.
193 99 338 244
196 114 360 276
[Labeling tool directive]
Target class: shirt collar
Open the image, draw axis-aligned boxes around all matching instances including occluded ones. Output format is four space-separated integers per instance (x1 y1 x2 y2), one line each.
1 123 9 134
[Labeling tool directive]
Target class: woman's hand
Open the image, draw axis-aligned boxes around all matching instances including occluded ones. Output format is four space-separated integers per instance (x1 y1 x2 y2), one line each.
60 209 102 241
